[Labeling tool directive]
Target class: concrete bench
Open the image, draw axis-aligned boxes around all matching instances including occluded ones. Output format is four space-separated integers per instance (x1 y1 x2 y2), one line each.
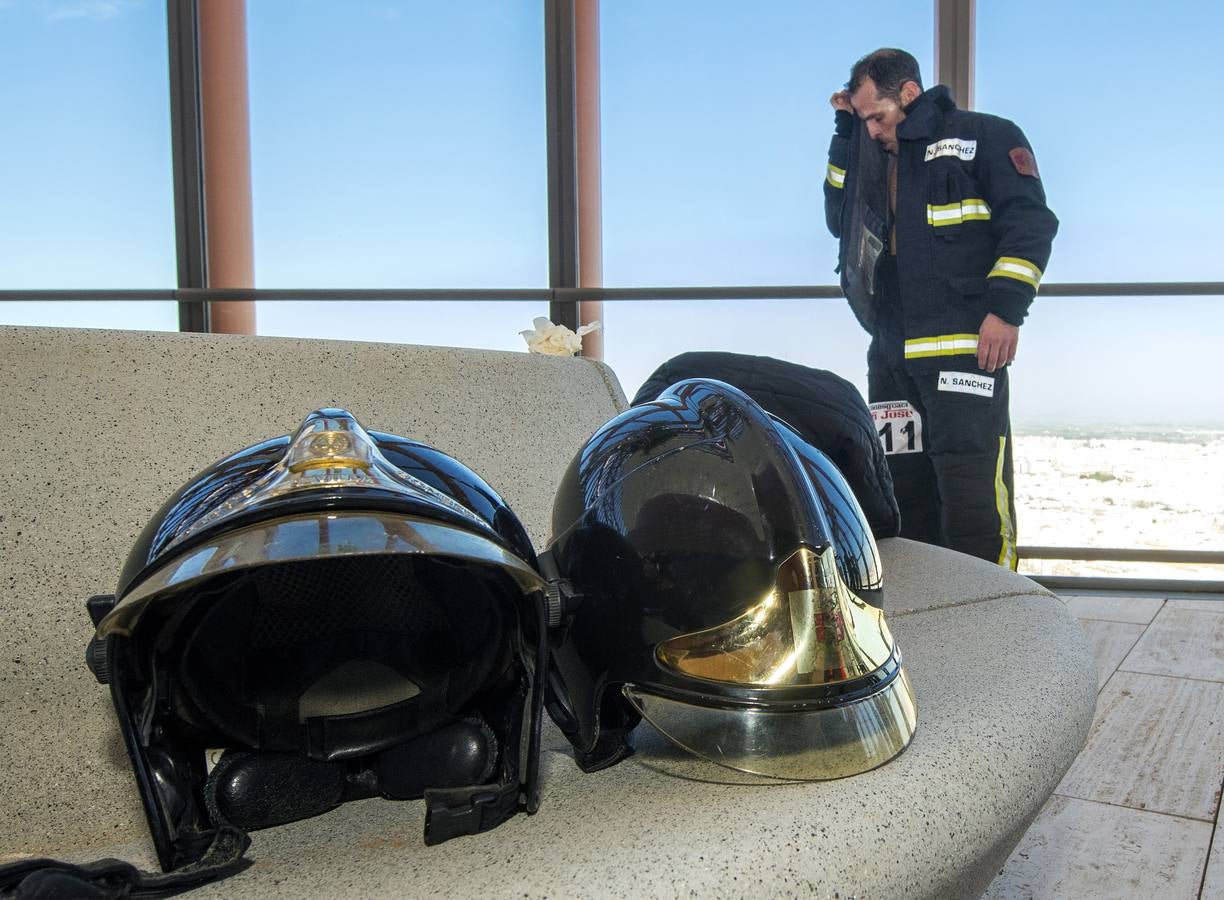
0 326 1096 899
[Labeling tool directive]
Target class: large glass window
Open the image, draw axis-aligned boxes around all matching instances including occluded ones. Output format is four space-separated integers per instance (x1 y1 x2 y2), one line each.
604 297 869 404
0 0 177 331
248 1 548 348
978 2 1224 575
977 1 1224 284
600 1 933 399
1012 296 1224 580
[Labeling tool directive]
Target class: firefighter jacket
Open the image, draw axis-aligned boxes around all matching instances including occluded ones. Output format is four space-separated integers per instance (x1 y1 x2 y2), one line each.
824 85 1058 361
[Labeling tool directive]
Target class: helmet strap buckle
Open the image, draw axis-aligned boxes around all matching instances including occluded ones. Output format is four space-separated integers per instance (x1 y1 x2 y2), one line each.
422 780 522 846
536 550 580 627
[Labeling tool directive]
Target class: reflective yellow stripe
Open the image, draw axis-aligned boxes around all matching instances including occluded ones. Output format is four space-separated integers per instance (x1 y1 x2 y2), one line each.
960 200 991 222
903 333 979 359
926 199 991 227
826 163 846 189
988 256 1042 289
995 436 1017 570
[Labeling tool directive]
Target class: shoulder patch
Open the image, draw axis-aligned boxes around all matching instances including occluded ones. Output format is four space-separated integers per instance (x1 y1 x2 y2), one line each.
1009 147 1040 178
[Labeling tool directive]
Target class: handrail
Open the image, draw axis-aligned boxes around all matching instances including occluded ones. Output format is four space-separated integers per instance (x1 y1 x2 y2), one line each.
1031 575 1224 595
2 281 1222 303
1018 546 1224 564
1021 546 1224 596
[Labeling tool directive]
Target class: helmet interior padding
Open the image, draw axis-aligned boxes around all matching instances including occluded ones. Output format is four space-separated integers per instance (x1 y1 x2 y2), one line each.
174 554 515 761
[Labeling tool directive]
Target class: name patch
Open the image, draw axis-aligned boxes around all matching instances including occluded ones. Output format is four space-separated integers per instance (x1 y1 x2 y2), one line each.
924 139 977 162
937 371 995 398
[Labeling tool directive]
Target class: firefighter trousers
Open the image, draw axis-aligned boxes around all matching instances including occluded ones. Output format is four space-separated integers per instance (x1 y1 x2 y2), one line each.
867 349 1018 569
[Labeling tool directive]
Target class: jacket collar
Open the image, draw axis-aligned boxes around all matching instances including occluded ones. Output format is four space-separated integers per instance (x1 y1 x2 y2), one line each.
897 85 956 142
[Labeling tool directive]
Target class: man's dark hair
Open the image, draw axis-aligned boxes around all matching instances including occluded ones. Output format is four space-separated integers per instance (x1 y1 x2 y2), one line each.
848 48 923 101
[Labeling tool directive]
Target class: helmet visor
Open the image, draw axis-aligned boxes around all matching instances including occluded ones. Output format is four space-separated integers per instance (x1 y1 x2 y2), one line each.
622 668 916 780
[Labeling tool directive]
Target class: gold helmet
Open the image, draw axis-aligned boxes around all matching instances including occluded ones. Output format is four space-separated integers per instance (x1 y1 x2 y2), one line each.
543 379 917 780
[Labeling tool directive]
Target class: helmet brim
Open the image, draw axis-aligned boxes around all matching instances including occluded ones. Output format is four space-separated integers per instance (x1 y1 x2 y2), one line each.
100 510 545 638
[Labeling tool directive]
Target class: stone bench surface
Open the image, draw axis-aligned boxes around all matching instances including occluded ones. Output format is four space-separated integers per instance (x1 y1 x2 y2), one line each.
0 326 1095 899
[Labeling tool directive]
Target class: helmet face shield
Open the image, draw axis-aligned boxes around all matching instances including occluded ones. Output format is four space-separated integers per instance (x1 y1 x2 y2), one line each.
545 379 917 780
88 409 548 872
622 669 916 781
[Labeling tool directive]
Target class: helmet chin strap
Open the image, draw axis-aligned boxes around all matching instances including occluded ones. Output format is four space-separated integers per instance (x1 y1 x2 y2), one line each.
423 588 549 843
523 588 549 814
0 827 251 899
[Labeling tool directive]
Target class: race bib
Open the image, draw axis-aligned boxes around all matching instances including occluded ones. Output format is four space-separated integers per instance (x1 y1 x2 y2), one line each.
869 400 923 455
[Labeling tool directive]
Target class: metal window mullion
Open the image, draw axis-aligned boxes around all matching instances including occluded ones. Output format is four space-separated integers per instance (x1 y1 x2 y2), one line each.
935 0 974 110
166 0 209 332
544 0 579 330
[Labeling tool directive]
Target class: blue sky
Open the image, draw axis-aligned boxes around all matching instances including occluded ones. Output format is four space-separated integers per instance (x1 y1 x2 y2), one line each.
1 0 1221 425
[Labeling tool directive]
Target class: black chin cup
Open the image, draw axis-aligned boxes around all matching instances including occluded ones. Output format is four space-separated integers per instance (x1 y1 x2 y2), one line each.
203 718 499 831
107 642 522 869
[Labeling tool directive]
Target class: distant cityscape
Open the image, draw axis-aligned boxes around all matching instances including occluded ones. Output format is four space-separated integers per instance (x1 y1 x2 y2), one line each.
1013 428 1224 581
1015 423 1224 442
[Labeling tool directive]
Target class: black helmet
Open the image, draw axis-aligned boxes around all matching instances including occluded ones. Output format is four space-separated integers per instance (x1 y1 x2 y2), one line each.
542 379 917 780
86 409 549 873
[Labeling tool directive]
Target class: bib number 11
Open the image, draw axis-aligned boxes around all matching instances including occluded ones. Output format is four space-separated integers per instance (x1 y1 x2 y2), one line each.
868 401 923 455
878 419 917 453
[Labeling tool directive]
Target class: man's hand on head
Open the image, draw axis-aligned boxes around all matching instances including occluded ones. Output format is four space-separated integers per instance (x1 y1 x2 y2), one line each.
830 90 853 112
977 313 1019 373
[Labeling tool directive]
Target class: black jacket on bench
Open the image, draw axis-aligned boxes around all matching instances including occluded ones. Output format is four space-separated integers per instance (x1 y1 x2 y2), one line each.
632 352 900 539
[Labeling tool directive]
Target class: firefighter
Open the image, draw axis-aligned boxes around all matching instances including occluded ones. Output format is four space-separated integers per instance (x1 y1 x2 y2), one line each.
824 48 1058 568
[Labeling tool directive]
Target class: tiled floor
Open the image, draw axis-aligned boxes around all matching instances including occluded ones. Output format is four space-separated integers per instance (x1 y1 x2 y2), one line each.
984 592 1224 899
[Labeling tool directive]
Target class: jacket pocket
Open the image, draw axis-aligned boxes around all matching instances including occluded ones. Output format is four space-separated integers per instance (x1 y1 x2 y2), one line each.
928 166 992 245
947 275 988 298
928 171 963 241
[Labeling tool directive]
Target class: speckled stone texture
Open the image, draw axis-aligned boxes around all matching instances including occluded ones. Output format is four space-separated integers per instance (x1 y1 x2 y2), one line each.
0 326 624 863
0 326 1096 899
